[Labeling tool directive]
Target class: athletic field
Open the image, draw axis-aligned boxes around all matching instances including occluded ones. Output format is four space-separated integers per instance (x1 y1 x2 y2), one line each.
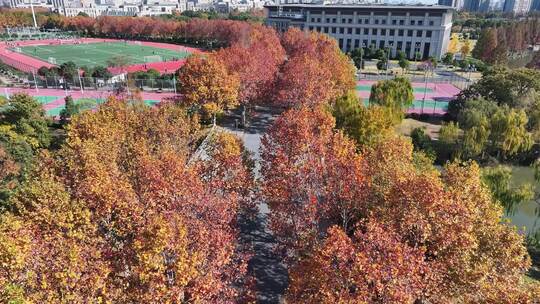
18 42 191 67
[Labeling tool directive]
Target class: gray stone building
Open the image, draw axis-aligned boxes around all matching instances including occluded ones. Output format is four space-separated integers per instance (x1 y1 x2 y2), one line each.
264 4 453 59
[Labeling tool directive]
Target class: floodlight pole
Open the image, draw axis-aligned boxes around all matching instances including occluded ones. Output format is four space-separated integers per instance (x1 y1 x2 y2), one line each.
30 1 38 29
32 70 38 93
173 75 177 95
78 69 84 94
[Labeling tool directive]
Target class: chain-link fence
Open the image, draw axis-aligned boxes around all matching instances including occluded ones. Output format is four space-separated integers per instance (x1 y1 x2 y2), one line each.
26 75 177 93
359 71 475 90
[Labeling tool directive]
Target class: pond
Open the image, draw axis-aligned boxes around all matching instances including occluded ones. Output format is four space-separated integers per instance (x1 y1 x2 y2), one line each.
508 166 540 236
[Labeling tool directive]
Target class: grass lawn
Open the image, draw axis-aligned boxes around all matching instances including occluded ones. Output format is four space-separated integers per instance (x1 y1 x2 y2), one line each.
18 42 191 68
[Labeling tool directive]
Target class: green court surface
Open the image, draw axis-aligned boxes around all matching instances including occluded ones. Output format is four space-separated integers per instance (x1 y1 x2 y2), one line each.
35 96 61 104
356 85 434 93
46 98 162 116
19 42 190 68
362 99 448 110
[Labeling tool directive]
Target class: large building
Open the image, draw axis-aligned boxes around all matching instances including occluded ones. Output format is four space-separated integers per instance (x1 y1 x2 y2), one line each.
532 0 540 11
438 0 464 10
503 0 531 14
264 4 453 59
462 0 492 11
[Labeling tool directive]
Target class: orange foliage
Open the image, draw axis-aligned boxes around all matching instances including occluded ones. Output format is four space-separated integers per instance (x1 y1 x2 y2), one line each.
0 99 253 302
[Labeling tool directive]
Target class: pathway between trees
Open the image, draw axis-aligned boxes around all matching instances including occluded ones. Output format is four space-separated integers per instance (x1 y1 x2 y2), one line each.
222 106 288 303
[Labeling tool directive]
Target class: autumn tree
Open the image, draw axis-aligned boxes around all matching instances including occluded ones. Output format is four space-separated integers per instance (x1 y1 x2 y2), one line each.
274 28 355 107
472 28 497 62
262 106 535 302
260 105 366 260
178 54 240 124
460 37 472 58
286 223 428 303
216 25 285 106
0 99 253 302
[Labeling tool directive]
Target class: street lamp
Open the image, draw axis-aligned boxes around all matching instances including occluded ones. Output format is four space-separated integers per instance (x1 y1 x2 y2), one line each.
359 42 365 79
385 42 393 80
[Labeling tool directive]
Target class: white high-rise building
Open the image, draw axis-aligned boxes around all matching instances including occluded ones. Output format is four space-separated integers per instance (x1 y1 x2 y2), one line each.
503 0 531 14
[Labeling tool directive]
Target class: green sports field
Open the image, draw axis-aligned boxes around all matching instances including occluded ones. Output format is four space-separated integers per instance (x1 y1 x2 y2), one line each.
18 42 190 68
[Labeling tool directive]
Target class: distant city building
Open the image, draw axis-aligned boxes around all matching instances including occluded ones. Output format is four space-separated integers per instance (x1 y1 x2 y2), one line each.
438 0 463 10
503 0 531 14
462 0 492 11
532 0 540 10
4 0 266 17
265 4 453 59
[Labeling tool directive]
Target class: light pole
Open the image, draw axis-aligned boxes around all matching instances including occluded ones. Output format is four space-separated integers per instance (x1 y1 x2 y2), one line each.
359 43 365 79
78 69 84 94
385 42 393 80
30 1 38 29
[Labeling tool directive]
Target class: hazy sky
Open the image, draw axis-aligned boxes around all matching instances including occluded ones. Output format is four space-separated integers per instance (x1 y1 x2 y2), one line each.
386 0 440 4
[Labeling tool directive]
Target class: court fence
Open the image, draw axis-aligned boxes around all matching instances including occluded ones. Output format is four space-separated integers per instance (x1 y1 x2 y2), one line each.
21 75 178 93
359 72 475 90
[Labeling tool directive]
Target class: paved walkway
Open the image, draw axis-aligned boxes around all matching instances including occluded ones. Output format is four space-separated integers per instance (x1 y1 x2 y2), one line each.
222 107 288 304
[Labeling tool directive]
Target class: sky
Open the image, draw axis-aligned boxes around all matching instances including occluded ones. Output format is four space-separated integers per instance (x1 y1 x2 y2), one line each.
386 0 439 4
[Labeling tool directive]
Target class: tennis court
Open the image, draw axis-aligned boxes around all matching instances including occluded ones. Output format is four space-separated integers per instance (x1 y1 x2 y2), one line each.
362 99 448 110
356 85 434 94
34 96 59 104
45 97 163 116
18 42 191 68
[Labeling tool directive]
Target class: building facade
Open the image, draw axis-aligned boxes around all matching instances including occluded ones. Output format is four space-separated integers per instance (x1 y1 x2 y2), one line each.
438 0 464 10
265 4 453 59
503 0 531 14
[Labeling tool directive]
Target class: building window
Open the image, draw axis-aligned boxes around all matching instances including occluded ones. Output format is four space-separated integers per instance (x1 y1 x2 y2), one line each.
332 27 337 34
316 26 321 31
410 20 415 25
348 28 352 34
340 27 345 34
356 28 361 34
399 20 404 25
363 39 368 47
418 20 423 26
429 21 434 26
382 19 386 25
389 29 395 36
392 19 397 25
339 39 343 49
379 40 384 49
407 30 413 37
398 29 404 36
364 28 369 35
309 26 314 30
333 18 337 23
417 30 423 37
349 18 353 23
381 29 386 35
426 30 432 37
375 19 379 24
354 39 360 48
327 18 331 23
365 18 369 24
